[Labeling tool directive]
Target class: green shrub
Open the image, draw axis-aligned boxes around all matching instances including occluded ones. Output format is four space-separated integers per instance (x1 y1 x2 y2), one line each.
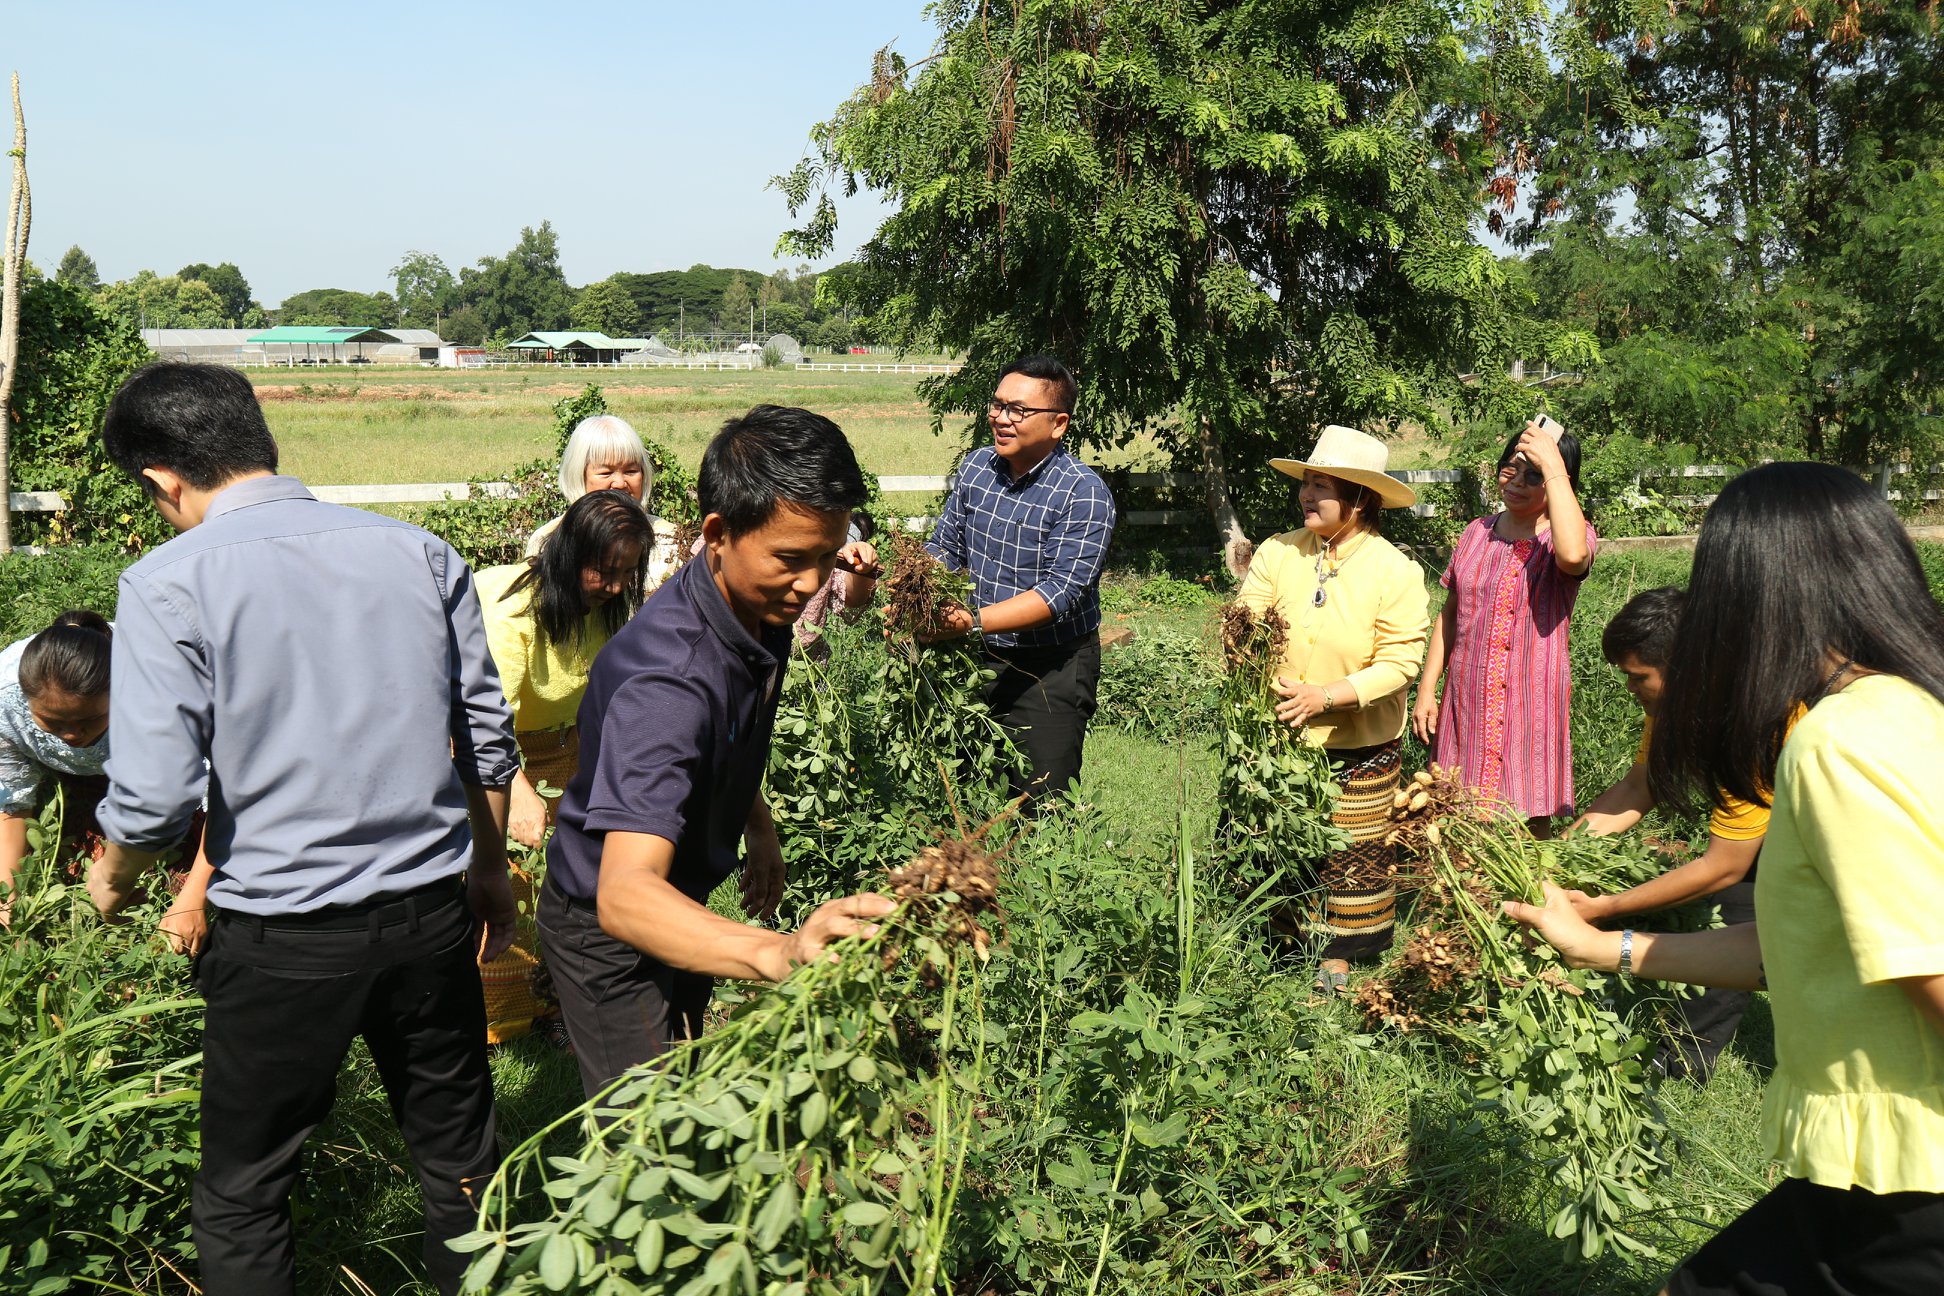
7 279 163 551
0 799 204 1292
1096 627 1220 738
0 546 131 642
417 384 697 569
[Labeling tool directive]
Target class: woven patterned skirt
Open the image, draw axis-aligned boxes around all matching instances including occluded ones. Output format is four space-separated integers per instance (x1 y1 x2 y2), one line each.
481 726 577 1044
1268 739 1402 962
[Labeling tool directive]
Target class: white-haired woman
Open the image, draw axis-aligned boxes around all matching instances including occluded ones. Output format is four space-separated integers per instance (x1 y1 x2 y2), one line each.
528 414 680 586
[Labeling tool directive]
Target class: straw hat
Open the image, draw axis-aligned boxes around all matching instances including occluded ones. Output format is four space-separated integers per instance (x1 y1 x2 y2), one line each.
1269 425 1417 510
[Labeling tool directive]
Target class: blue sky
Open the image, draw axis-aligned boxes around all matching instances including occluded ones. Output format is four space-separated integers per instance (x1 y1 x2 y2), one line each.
11 2 935 304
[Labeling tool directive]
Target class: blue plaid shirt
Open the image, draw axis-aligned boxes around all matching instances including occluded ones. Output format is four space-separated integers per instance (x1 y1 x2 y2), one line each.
926 446 1117 650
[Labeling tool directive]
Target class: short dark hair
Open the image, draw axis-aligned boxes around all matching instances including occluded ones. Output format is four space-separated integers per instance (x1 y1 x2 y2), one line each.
1496 426 1582 493
1601 586 1686 669
102 362 279 491
698 405 868 535
999 354 1076 414
20 609 113 700
1648 462 1944 811
515 491 652 645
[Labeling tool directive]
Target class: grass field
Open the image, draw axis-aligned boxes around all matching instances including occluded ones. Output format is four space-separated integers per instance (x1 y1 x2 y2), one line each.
248 366 1448 490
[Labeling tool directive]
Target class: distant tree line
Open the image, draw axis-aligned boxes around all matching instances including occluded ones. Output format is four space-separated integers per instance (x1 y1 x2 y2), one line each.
60 222 880 352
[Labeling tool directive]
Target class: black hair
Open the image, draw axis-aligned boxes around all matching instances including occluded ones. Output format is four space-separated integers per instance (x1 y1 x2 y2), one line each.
512 491 652 645
20 609 113 700
1601 586 1686 670
1648 462 1944 811
1496 426 1582 493
102 362 279 491
698 405 868 535
999 353 1077 414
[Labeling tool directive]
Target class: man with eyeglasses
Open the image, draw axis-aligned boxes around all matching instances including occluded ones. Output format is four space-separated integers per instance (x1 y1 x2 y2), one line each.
924 354 1117 808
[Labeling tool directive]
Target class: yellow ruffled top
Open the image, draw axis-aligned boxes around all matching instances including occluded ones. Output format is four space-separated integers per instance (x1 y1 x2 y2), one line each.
474 563 613 733
1755 673 1944 1193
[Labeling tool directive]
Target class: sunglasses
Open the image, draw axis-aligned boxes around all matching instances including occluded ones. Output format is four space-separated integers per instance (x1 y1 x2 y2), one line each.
1497 462 1546 488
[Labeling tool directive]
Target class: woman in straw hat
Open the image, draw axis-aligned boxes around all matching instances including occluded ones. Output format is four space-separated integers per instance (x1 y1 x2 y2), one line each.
1236 424 1431 994
1413 420 1594 835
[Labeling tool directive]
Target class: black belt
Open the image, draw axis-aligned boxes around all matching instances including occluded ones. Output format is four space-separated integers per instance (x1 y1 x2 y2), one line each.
218 875 465 940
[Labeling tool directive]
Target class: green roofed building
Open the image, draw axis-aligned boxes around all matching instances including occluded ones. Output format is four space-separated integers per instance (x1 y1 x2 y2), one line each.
244 325 401 364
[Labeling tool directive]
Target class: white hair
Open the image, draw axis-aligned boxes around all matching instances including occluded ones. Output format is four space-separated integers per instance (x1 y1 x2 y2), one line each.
557 414 651 503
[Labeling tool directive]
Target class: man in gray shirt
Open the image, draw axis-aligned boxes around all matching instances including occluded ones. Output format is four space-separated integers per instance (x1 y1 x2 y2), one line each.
87 363 519 1296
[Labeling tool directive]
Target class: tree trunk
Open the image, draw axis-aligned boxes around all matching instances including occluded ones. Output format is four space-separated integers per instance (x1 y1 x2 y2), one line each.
1197 412 1252 580
0 74 28 557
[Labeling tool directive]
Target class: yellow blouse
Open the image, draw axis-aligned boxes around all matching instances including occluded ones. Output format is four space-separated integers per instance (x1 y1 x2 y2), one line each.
1235 528 1431 749
1756 674 1944 1193
474 563 613 733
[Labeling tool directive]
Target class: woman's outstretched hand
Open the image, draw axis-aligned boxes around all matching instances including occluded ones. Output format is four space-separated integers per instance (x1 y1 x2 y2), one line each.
1502 880 1621 971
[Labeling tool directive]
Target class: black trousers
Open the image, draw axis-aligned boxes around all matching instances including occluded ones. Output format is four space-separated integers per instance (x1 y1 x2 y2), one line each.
1668 1177 1944 1296
193 881 498 1296
1658 880 1757 1083
536 879 714 1102
985 633 1102 809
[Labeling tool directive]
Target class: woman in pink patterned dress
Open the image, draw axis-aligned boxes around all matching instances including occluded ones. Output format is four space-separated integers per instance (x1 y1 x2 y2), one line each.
1413 421 1595 834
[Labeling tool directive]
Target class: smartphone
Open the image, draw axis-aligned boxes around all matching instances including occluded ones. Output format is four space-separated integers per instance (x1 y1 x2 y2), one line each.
1533 414 1564 442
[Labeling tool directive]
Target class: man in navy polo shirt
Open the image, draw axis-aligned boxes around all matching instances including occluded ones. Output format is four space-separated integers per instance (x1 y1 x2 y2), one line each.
538 403 896 1100
925 354 1117 807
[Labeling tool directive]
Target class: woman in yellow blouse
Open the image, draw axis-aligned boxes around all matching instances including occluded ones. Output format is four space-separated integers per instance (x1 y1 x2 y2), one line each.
477 491 651 1044
1238 425 1430 993
1510 462 1944 1295
481 490 652 847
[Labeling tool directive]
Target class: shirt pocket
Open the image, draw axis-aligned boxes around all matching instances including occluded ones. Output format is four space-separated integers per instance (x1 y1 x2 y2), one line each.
990 498 1053 582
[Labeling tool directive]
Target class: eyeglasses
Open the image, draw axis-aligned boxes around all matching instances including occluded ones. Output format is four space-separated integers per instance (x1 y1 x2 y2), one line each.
1497 462 1545 488
988 399 1068 424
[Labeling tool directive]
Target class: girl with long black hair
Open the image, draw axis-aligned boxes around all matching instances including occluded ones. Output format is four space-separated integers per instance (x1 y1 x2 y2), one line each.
1508 462 1944 1294
475 489 652 1043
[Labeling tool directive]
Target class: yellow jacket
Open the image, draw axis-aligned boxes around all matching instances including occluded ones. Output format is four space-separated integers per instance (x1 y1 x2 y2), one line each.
1236 528 1431 749
475 563 612 733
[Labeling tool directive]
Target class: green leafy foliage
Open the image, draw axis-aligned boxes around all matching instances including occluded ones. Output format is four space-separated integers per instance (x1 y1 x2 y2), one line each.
0 798 204 1292
0 546 129 640
1516 0 1944 467
1094 627 1220 739
461 863 994 1295
7 278 165 550
777 0 1566 539
766 540 1017 923
1360 786 1674 1262
1212 604 1348 894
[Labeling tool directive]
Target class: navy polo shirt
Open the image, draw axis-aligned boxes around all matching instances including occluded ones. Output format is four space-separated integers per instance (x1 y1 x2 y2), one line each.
545 556 791 903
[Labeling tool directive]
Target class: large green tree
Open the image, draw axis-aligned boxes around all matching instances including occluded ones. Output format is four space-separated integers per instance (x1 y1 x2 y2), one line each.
53 245 97 292
452 222 575 339
571 276 643 337
1514 0 1944 466
391 250 456 330
97 271 232 329
778 0 1569 551
276 286 399 328
715 273 754 336
176 261 254 324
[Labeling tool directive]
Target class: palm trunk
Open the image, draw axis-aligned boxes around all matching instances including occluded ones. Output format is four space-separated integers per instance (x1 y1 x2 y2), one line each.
0 74 29 557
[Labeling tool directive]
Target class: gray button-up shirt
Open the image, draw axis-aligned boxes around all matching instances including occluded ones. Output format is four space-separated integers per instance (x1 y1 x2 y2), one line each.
97 475 520 915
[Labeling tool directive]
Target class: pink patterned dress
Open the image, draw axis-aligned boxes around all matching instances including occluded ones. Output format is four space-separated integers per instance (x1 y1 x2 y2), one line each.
1431 515 1597 819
